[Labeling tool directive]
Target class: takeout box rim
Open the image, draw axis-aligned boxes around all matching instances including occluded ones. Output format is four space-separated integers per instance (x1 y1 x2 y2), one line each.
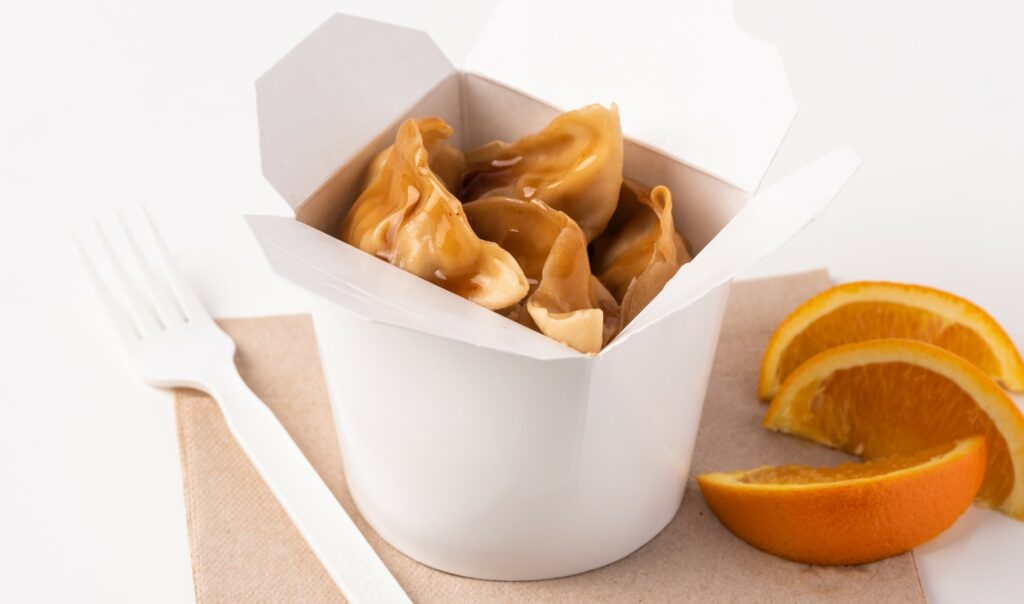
243 143 861 362
249 10 861 361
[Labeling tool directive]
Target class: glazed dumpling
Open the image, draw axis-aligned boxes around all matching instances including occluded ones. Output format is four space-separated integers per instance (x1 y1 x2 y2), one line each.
361 117 467 193
465 197 620 353
591 180 691 327
461 104 624 241
340 119 529 310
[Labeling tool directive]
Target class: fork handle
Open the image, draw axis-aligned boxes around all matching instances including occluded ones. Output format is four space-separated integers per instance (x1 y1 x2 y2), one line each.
206 369 411 604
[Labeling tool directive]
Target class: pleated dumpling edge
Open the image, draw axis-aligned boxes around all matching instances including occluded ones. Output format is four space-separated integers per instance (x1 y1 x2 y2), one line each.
465 196 620 354
339 119 529 311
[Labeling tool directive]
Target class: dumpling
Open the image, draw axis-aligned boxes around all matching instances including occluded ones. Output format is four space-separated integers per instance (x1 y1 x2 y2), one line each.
591 180 691 327
464 196 620 353
530 237 620 353
361 117 467 193
461 104 624 241
339 119 529 310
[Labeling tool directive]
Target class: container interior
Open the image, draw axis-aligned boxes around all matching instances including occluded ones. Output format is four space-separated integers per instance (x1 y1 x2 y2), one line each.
294 71 749 255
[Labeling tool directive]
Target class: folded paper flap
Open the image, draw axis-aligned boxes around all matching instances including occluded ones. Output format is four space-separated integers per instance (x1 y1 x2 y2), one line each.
607 146 862 351
256 14 455 210
465 0 796 192
246 215 579 361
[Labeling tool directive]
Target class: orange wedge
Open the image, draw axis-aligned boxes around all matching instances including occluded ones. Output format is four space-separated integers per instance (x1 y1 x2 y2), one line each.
698 437 986 565
759 282 1024 400
764 339 1024 517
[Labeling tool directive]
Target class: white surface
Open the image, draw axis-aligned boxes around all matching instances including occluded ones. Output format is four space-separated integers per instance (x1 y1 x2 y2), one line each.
0 1 1022 602
75 214 411 603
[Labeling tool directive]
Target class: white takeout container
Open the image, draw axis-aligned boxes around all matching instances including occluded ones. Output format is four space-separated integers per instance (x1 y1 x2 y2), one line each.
247 1 860 581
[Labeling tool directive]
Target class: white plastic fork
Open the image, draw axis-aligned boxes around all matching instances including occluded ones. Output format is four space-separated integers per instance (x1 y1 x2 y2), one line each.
74 210 411 604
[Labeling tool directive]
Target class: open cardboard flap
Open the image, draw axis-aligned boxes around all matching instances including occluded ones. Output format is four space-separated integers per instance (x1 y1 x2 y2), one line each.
607 146 862 351
256 14 456 208
258 1 796 209
248 6 859 361
467 0 797 192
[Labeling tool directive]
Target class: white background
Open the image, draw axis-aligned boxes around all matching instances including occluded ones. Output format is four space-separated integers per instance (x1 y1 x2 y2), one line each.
2 1 1023 602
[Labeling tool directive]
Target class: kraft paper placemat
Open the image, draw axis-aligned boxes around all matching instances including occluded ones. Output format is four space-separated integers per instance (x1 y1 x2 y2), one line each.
174 270 926 603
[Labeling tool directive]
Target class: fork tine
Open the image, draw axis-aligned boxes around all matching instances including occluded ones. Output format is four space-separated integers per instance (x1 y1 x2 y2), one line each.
95 222 164 336
73 233 143 346
118 212 187 325
140 206 210 322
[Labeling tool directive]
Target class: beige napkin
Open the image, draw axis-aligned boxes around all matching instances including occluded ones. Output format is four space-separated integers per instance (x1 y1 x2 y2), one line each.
174 270 926 603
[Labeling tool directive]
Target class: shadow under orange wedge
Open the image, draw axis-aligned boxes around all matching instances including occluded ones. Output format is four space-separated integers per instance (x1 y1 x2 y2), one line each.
759 281 1024 400
698 437 986 565
764 339 1024 518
